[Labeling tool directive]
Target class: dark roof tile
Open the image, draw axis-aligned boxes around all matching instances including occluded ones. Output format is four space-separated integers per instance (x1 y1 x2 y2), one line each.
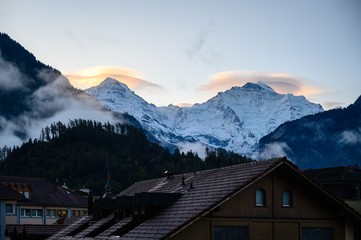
0 183 23 200
117 158 283 239
0 176 87 207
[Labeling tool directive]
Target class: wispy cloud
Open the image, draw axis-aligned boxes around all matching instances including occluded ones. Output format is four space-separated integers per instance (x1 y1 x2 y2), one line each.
0 53 27 90
198 70 332 101
64 66 163 91
258 142 292 161
186 22 221 65
0 56 133 147
339 128 361 145
174 103 193 107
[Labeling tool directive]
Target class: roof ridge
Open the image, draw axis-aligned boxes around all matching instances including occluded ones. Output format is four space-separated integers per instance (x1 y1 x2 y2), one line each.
126 158 285 187
175 157 285 177
0 175 48 181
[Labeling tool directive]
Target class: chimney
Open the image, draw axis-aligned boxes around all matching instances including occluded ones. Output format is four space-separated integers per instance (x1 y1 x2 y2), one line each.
164 170 174 179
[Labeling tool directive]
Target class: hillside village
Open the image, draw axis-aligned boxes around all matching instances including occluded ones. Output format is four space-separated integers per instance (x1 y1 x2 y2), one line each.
2 158 361 240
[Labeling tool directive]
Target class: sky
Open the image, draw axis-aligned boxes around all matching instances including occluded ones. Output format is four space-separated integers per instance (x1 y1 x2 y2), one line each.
1 0 360 109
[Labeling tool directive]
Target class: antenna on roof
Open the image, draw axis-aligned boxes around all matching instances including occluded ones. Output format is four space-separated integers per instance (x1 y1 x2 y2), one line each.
103 166 113 198
107 166 111 181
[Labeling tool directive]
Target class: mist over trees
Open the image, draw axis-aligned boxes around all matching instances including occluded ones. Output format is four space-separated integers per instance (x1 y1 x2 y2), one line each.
0 119 252 195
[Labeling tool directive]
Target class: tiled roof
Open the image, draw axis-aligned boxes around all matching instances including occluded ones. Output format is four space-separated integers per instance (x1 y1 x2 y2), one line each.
48 215 93 240
75 214 114 238
0 176 87 207
116 158 284 239
0 183 23 200
46 158 361 240
95 216 132 239
6 224 65 236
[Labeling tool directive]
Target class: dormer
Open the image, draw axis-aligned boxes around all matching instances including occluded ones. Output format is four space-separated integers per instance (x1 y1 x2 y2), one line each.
5 182 32 199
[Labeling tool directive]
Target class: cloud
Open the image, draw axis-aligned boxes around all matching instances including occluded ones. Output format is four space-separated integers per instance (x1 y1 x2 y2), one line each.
339 129 361 145
174 103 193 107
64 66 163 91
198 70 332 100
258 142 292 161
0 59 132 148
186 22 221 65
176 141 207 159
322 101 345 110
0 53 28 90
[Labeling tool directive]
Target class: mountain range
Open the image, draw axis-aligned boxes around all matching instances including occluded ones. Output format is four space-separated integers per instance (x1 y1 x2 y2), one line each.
85 78 323 157
2 32 359 169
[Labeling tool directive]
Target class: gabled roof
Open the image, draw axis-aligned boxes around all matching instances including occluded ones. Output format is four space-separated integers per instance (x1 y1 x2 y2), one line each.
51 157 361 240
116 157 361 240
116 158 283 239
0 176 87 207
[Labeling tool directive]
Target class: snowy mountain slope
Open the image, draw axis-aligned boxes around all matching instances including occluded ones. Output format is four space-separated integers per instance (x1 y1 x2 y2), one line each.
85 78 324 157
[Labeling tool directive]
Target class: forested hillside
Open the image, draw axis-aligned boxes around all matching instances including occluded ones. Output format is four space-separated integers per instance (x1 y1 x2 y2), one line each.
0 119 252 195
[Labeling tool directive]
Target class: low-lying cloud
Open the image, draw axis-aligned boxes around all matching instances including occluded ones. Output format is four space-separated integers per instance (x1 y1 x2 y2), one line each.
258 142 292 162
339 129 361 145
0 57 131 148
0 53 27 90
198 71 332 102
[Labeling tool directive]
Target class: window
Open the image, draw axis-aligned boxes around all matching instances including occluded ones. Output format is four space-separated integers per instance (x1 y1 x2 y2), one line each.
214 226 248 240
302 228 333 240
21 208 43 218
57 209 67 217
282 190 292 207
72 210 81 217
31 209 43 217
6 204 15 214
24 192 30 199
256 189 265 206
21 209 31 217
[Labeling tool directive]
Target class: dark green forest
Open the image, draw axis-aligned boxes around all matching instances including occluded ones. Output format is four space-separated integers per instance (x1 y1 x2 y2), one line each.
0 119 252 195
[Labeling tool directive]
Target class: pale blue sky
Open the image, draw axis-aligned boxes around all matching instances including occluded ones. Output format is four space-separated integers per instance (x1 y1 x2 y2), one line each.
1 0 360 109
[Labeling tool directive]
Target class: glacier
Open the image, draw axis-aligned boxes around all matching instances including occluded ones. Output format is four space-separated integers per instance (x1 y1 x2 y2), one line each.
85 78 323 158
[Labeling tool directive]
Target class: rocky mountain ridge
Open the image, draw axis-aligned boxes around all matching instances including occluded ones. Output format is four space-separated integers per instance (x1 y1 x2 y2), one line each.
86 78 324 157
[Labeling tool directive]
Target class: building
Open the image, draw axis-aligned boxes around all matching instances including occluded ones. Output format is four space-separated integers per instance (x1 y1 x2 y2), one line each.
0 176 88 240
46 157 361 240
0 183 23 240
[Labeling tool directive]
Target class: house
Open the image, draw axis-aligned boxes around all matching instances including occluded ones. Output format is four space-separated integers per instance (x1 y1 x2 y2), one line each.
47 157 361 240
0 176 88 240
0 183 23 240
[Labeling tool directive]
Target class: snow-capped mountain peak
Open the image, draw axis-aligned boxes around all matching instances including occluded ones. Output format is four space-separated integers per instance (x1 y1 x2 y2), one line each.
85 80 324 158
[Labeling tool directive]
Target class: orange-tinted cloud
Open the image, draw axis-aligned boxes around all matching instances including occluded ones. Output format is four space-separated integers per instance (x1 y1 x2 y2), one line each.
64 66 163 91
174 102 193 107
198 70 332 99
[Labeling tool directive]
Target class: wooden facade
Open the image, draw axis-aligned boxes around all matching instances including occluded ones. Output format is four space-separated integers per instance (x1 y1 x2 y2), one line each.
169 167 358 240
